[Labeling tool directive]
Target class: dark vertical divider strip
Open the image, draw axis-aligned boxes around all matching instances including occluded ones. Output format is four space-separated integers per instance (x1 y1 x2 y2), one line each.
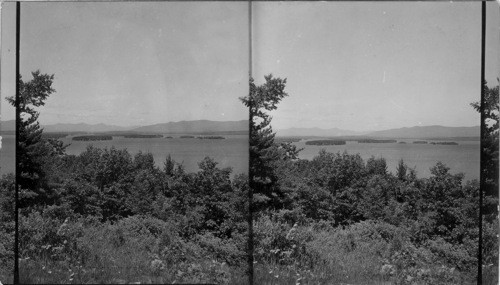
247 1 254 285
14 2 20 284
477 1 486 284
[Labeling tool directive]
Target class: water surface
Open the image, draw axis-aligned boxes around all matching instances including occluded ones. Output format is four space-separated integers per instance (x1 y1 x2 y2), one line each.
292 139 480 181
60 134 249 176
0 135 481 181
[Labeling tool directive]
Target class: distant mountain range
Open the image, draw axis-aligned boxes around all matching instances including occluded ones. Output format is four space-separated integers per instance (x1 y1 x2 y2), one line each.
0 119 248 134
0 119 479 139
131 120 248 133
365 125 479 139
0 120 135 133
276 127 362 137
43 123 137 133
277 125 479 139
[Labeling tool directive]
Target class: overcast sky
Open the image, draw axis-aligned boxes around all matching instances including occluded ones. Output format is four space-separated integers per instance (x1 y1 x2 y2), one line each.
1 2 499 132
253 2 499 131
1 1 249 127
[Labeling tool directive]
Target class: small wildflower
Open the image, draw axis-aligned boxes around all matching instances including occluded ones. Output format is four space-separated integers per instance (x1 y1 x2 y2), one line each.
57 217 70 236
286 222 298 240
151 258 164 271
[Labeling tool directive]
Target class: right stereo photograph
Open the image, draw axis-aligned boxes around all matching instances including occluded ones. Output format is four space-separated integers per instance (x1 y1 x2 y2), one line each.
249 1 499 284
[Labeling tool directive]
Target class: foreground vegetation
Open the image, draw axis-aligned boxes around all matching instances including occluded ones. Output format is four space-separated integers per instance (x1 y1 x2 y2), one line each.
0 174 14 284
14 149 249 284
252 153 494 284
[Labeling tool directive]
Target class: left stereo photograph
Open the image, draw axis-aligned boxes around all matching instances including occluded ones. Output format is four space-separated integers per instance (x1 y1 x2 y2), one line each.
0 1 250 284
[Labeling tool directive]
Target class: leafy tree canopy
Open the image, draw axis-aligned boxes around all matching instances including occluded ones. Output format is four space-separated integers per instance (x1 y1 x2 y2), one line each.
6 71 67 207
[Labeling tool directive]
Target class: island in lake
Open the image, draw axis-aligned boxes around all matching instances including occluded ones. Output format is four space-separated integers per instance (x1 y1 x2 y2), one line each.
124 134 163 138
430 141 458 145
357 139 397 143
72 135 112 141
197 136 225 139
306 140 346 145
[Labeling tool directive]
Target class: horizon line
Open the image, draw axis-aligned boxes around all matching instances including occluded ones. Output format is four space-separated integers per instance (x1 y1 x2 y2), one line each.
1 119 480 133
276 124 481 133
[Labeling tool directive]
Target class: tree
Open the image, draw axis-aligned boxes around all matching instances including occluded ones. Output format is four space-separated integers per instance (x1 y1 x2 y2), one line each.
240 74 298 210
240 74 293 283
6 71 66 207
472 80 499 282
164 154 175 176
471 80 499 215
192 157 234 235
366 156 388 176
396 159 407 181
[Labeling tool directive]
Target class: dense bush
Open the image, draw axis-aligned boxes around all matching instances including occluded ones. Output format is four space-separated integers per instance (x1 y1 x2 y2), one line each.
252 148 492 284
254 214 478 284
18 146 249 284
0 174 15 283
19 213 245 284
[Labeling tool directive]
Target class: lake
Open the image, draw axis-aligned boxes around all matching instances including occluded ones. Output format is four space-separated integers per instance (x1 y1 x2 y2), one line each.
291 138 480 181
0 134 249 176
0 135 481 181
0 135 15 176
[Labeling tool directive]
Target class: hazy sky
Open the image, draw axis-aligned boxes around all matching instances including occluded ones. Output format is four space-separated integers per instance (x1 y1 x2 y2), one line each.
1 1 249 127
253 2 499 131
1 2 499 132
